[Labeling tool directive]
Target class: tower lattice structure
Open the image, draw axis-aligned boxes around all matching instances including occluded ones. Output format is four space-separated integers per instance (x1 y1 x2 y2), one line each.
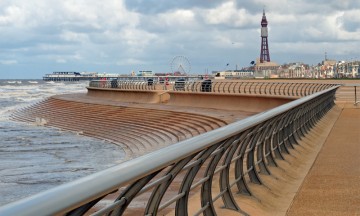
260 9 270 63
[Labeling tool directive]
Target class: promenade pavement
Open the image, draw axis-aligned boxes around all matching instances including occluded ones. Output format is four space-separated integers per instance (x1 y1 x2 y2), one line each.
287 106 360 215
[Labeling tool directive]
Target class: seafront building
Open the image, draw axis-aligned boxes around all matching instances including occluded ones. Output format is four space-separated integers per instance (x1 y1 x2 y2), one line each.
212 69 254 79
276 60 360 79
137 70 154 76
314 52 360 78
336 60 360 78
254 58 280 78
43 58 360 82
278 63 310 78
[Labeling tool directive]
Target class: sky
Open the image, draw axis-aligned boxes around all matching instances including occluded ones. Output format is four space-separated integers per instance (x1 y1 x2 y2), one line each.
0 0 360 79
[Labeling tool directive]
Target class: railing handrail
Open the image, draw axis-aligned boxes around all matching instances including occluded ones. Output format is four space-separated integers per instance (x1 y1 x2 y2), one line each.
0 85 340 216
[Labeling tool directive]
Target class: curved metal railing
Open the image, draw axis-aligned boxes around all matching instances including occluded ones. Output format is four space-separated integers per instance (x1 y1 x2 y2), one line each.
89 80 161 91
89 80 338 97
171 81 337 97
0 85 339 216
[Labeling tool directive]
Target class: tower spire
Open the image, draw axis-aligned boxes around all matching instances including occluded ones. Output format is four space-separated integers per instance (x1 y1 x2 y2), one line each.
260 9 270 63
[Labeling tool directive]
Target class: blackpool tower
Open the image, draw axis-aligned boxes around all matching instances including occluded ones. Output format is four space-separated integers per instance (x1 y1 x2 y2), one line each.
260 9 270 63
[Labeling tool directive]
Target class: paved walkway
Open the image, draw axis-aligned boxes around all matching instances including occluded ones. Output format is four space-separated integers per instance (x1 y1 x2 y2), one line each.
287 107 360 215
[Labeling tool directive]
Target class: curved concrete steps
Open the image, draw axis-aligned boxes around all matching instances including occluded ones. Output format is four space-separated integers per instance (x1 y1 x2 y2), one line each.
12 97 227 158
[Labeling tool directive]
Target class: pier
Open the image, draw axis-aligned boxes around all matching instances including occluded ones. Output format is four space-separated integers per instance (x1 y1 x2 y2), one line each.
1 79 359 215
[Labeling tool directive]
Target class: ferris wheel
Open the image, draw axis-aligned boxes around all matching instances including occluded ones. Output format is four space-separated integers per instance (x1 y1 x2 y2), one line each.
170 56 191 75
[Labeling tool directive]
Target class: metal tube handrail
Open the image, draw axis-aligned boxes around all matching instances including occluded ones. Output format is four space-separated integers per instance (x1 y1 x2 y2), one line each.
0 85 340 216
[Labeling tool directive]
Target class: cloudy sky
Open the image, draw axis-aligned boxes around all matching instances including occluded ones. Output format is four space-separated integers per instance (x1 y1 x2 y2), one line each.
0 0 359 79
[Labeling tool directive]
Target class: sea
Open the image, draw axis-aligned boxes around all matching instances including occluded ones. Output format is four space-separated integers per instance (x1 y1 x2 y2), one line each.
0 79 125 206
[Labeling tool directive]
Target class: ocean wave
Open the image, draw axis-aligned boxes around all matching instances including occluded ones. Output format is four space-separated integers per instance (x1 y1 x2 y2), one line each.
0 80 124 206
0 104 28 120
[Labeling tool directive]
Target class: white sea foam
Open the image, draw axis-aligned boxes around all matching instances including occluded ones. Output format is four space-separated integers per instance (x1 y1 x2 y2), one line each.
0 80 124 206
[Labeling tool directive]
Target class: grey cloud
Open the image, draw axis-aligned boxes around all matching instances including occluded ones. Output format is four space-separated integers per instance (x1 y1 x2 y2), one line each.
342 21 360 32
58 22 104 34
1 0 360 79
124 0 227 14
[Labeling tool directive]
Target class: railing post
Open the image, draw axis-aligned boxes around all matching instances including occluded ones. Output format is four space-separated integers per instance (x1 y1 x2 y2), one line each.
219 134 247 212
145 158 192 216
175 144 221 215
201 138 235 215
355 86 357 105
246 124 263 185
234 132 253 195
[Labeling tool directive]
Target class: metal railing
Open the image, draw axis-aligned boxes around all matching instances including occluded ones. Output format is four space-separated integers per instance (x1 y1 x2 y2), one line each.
89 79 160 91
0 85 339 216
172 81 337 97
335 84 360 105
354 85 360 105
89 80 337 97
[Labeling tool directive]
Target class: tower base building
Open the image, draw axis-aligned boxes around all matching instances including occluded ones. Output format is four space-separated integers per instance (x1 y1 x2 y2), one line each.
254 58 280 78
